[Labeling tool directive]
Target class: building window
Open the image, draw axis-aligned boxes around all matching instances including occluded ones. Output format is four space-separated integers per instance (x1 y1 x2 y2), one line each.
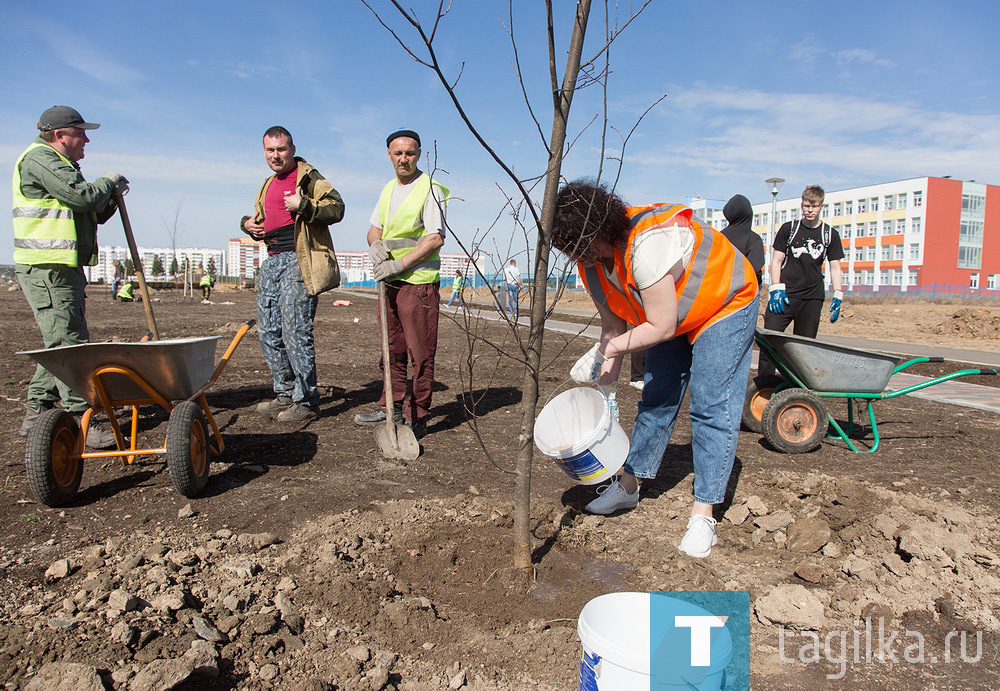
897 193 907 209
958 246 982 269
879 270 889 285
895 219 905 234
880 245 891 260
791 209 800 221
892 271 902 286
908 269 919 286
909 243 920 259
857 199 868 213
910 217 922 233
970 273 979 289
865 246 877 261
833 202 843 216
884 195 894 210
870 197 880 212
988 274 999 290
913 191 923 206
893 245 904 260
856 248 865 262
844 200 853 215
867 222 877 237
821 207 829 219
842 225 852 238
882 221 892 235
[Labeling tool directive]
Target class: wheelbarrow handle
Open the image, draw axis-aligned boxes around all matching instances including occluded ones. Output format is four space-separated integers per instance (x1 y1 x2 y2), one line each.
977 369 998 376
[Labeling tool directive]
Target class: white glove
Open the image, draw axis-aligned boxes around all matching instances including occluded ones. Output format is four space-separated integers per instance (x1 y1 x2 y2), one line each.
372 258 405 282
571 343 606 383
102 172 130 196
369 239 389 264
599 383 619 421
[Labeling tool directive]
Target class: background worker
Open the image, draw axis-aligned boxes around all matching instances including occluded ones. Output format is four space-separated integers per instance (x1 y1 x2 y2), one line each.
502 258 522 320
241 126 345 423
354 129 449 440
111 259 125 300
116 280 135 302
446 268 465 308
199 272 215 301
13 106 127 448
552 180 758 559
759 185 844 378
721 193 765 287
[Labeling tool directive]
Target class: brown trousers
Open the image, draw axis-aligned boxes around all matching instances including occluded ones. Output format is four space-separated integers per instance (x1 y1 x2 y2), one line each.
379 281 440 423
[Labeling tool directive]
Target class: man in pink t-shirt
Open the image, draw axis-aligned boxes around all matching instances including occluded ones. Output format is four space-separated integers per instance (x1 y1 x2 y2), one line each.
242 126 345 423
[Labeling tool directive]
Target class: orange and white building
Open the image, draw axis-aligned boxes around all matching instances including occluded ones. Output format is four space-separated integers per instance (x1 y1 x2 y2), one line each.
752 177 1000 294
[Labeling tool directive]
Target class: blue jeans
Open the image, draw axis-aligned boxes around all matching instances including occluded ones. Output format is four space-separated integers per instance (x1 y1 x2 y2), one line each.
257 252 319 406
624 301 756 504
505 284 519 318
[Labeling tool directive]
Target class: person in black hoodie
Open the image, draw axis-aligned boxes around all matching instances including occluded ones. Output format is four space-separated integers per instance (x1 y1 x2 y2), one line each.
721 194 765 287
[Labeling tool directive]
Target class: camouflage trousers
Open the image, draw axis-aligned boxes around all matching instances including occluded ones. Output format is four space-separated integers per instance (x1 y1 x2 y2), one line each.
256 252 319 406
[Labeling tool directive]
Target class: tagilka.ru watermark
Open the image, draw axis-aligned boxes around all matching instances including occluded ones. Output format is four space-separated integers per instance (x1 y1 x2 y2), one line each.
779 617 983 680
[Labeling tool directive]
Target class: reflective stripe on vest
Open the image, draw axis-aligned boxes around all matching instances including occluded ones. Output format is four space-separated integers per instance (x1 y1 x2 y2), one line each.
12 142 81 266
377 173 449 284
578 203 756 342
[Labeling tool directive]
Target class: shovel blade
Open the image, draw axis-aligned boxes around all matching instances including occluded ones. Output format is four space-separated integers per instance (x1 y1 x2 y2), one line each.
375 422 420 461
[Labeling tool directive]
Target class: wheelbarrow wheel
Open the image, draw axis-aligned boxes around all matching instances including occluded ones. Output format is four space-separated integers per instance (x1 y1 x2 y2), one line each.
742 375 785 433
167 401 210 498
26 409 83 507
762 388 828 454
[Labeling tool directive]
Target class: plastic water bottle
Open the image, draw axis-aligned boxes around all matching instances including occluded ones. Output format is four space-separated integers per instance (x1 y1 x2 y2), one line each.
598 383 619 421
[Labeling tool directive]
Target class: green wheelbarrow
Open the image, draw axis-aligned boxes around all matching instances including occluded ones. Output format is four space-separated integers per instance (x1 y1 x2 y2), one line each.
743 328 997 454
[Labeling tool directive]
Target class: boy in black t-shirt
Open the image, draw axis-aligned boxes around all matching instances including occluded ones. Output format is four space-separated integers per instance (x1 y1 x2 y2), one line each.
760 185 844 378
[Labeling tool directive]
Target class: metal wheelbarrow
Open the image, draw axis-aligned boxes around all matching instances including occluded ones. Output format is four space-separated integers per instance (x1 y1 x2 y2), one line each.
18 321 255 506
743 328 997 454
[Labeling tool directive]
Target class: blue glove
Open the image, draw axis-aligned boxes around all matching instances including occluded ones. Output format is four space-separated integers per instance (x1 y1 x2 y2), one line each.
768 283 789 314
829 290 844 323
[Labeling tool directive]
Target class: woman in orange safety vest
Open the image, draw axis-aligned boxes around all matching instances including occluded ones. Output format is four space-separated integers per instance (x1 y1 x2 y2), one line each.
551 180 758 558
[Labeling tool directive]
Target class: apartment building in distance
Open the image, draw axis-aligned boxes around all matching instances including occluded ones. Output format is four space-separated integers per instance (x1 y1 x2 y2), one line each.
225 237 487 286
84 246 225 283
751 177 1000 293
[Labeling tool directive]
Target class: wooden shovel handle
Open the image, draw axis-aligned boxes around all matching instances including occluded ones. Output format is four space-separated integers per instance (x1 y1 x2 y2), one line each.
116 193 160 340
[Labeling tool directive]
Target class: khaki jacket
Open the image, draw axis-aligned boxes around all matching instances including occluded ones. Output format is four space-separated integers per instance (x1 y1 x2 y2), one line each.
242 158 345 296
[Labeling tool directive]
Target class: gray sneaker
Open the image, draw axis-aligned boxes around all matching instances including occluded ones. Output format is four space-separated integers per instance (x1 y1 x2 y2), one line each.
75 416 118 450
256 396 293 415
276 403 319 423
19 401 54 437
353 409 403 427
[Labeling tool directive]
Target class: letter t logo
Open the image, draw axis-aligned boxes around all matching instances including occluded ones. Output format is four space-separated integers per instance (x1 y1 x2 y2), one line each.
674 616 725 666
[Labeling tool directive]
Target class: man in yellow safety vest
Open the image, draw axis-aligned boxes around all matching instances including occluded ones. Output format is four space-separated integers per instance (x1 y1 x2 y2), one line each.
354 129 449 439
12 106 128 447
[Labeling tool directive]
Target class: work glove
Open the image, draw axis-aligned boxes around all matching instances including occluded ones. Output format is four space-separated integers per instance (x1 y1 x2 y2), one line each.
829 290 844 323
598 383 619 422
102 171 130 196
570 343 607 383
372 258 406 282
369 239 389 265
768 283 790 314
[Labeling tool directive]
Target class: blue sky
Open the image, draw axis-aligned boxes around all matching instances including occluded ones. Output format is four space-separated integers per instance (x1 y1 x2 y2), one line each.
3 1 999 266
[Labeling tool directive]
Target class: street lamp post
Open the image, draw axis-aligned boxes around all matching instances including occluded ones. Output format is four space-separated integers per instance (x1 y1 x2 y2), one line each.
764 177 785 285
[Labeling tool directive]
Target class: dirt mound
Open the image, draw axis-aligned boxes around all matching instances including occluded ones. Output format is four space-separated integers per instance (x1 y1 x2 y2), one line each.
931 308 1000 340
4 472 997 689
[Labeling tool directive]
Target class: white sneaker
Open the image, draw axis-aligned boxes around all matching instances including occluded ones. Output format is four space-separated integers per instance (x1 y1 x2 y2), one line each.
629 380 645 391
678 515 718 558
584 480 639 515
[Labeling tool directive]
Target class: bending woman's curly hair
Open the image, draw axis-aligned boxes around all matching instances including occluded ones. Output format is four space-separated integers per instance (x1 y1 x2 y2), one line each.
551 179 630 264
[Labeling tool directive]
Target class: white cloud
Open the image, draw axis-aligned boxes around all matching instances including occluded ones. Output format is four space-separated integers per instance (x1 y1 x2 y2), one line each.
40 31 145 86
832 48 894 68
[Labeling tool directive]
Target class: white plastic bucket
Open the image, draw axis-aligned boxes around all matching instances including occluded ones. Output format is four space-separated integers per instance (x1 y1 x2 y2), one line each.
577 592 732 690
533 387 629 485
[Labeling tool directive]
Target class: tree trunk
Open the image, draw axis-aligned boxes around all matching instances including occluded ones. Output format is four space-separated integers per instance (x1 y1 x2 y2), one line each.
512 0 593 570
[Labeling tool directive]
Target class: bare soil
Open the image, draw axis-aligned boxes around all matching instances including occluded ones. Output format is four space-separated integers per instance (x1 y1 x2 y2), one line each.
0 286 997 690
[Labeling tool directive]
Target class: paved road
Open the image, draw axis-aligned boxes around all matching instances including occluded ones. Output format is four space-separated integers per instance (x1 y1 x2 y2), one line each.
341 290 1000 414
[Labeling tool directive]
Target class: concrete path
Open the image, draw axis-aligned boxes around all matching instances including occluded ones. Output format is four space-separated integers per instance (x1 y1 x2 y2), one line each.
340 290 1000 414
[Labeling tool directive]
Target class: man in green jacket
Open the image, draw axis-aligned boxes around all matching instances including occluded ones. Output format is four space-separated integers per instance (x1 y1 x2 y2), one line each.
13 106 128 447
241 126 345 423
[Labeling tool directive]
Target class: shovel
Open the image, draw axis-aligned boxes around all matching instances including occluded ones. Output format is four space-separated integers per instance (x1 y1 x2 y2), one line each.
115 192 160 340
374 281 420 460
